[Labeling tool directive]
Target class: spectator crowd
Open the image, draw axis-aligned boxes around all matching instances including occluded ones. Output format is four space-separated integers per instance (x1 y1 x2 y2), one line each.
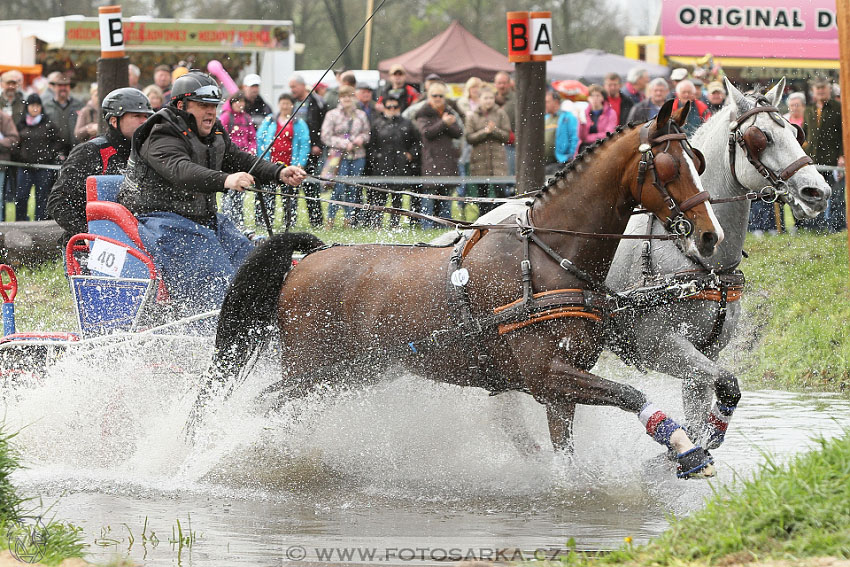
0 62 845 234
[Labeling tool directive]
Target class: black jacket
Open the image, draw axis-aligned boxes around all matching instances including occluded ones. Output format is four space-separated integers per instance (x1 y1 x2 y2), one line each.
119 105 283 225
48 127 131 242
13 114 63 165
245 94 272 128
294 92 326 150
367 114 421 176
613 94 634 127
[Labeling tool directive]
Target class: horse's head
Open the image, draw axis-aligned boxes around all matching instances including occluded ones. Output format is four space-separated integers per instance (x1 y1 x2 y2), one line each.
630 99 723 257
725 77 831 219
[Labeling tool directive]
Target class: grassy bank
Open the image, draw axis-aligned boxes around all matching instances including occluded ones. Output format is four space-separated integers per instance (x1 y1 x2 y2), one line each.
0 426 86 565
578 429 850 566
736 230 850 391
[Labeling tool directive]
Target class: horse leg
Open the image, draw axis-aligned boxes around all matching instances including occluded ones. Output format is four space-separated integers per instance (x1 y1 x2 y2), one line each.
530 357 714 478
635 331 741 450
545 399 576 452
491 391 543 456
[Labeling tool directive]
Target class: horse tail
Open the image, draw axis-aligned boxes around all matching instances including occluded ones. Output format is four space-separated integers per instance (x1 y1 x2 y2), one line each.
211 231 325 387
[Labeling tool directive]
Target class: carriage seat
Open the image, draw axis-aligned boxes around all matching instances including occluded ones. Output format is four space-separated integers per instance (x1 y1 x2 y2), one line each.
62 175 167 337
83 175 152 280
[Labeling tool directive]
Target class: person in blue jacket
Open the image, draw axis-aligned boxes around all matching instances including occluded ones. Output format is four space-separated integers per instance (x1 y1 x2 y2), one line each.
544 90 578 174
255 93 310 229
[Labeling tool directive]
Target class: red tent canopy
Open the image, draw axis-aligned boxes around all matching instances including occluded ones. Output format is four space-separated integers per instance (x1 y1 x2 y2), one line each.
378 20 513 84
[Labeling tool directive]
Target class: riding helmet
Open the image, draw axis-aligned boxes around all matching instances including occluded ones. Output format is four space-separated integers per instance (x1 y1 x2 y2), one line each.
170 71 223 105
102 87 154 120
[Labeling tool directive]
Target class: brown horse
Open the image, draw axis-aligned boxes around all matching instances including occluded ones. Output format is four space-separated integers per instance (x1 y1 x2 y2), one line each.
192 100 723 478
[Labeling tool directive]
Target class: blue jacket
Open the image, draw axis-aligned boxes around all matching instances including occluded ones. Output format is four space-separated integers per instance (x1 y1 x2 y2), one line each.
553 111 579 163
256 114 310 167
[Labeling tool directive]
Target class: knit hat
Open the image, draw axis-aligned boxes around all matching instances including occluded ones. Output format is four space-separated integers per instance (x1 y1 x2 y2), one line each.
25 93 42 106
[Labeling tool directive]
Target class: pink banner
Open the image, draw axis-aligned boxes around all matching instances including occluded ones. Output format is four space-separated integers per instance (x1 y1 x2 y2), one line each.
661 0 838 60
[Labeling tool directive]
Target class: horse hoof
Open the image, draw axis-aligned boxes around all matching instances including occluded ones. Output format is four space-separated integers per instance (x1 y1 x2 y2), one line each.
676 447 715 479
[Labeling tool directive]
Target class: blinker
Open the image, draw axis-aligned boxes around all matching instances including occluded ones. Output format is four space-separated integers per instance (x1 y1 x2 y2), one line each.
653 152 679 183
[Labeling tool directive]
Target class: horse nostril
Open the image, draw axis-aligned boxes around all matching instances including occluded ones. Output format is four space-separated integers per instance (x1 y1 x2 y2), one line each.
702 231 718 251
801 186 825 201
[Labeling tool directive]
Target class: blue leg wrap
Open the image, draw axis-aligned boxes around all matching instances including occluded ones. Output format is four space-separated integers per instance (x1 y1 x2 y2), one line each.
652 418 682 447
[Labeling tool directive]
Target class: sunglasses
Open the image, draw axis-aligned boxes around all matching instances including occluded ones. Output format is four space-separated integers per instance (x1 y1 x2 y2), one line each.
391 71 405 76
384 104 400 109
430 94 444 98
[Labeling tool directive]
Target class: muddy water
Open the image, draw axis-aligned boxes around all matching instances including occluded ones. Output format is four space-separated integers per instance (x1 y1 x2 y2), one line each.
6 339 850 566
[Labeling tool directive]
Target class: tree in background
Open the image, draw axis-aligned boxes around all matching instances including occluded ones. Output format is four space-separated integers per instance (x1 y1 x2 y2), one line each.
10 0 628 72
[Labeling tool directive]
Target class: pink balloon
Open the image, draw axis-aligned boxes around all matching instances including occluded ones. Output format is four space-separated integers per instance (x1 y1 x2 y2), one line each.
207 60 239 97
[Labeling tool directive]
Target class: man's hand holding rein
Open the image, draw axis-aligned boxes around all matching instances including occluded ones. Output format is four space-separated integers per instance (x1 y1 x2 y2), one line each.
279 165 307 186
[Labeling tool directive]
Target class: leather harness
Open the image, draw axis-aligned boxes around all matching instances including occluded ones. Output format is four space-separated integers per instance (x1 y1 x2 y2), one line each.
728 100 813 197
404 119 715 386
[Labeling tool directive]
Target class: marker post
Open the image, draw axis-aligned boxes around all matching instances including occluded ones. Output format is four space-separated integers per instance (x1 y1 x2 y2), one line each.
97 5 130 133
507 11 552 195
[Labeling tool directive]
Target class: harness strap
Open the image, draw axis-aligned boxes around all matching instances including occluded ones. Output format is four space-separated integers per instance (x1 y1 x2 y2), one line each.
699 281 730 352
677 191 710 213
728 103 811 192
779 155 814 181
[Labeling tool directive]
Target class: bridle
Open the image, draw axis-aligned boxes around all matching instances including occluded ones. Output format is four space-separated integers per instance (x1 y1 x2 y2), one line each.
728 97 812 203
636 120 709 238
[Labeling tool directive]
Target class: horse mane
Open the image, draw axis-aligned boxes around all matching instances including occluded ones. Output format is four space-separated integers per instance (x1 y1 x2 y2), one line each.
536 122 634 199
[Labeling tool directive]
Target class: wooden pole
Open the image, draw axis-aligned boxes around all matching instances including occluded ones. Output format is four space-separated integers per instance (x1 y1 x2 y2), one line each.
515 62 547 195
836 0 850 278
362 0 375 70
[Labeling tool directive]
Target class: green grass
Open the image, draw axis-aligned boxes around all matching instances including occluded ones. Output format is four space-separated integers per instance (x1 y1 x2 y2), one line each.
0 423 86 565
737 230 850 391
588 430 850 566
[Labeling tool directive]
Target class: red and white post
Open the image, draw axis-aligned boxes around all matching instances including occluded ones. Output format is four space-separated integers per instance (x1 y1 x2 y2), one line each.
507 11 553 195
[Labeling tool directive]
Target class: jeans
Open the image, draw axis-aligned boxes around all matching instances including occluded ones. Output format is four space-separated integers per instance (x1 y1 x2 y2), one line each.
471 184 510 217
326 157 365 223
137 212 254 316
16 167 55 221
420 183 453 229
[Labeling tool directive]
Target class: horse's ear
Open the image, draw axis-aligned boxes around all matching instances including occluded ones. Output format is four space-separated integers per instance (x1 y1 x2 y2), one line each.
673 100 691 126
725 77 748 115
765 77 786 107
655 98 675 128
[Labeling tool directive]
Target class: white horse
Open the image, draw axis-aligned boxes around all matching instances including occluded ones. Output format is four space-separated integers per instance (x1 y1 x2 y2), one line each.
478 78 831 457
601 77 830 452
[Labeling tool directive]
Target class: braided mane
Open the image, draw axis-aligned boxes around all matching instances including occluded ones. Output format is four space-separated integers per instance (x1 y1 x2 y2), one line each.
536 121 639 199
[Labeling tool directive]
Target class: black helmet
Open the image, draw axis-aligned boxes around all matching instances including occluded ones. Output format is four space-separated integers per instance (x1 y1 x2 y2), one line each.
170 71 223 105
102 87 154 120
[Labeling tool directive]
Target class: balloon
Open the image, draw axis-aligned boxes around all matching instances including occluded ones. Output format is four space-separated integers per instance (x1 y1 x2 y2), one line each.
207 60 240 97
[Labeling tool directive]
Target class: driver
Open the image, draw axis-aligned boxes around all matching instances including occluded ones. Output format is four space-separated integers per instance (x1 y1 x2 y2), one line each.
118 71 306 315
48 87 153 244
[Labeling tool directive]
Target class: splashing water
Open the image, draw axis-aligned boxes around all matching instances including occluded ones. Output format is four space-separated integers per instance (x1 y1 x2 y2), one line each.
4 341 850 565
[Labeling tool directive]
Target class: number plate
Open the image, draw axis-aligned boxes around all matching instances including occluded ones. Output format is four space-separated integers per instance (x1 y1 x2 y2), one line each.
88 239 128 277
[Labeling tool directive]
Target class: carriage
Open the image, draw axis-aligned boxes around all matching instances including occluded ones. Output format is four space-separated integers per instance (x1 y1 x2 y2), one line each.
0 175 200 379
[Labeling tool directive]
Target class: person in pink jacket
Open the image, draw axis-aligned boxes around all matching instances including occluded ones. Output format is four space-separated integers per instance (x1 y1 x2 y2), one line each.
578 84 618 152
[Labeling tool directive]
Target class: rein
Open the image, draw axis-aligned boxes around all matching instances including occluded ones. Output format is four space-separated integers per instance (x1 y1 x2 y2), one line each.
245 0 388 235
247 183 688 241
